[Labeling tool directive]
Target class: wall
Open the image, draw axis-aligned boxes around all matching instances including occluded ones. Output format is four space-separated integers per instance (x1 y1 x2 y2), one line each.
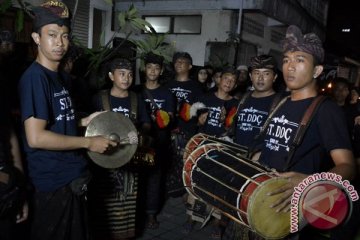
110 9 233 66
89 0 112 49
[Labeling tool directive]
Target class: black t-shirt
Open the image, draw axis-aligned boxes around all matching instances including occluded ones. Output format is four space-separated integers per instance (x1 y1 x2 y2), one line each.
259 97 352 174
199 93 238 137
235 94 277 148
92 91 150 127
139 85 175 145
166 79 203 135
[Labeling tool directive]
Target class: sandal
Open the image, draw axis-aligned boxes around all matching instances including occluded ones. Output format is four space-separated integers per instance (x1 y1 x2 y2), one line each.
146 215 159 230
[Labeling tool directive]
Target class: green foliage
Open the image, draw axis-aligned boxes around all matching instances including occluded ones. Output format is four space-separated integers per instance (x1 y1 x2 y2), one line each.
0 0 32 34
15 9 24 32
0 0 12 14
226 31 241 45
116 4 154 33
80 4 160 89
131 33 174 70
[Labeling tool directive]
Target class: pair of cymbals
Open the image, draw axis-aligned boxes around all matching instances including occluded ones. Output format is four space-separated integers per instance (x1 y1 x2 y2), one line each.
85 111 138 168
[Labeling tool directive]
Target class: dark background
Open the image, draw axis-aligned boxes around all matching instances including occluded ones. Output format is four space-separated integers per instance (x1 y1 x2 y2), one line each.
325 0 360 61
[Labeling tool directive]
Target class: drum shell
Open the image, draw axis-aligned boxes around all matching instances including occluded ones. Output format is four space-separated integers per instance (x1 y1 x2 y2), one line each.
183 143 290 239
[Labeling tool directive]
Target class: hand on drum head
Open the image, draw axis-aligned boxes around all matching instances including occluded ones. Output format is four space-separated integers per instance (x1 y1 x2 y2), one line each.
267 171 308 213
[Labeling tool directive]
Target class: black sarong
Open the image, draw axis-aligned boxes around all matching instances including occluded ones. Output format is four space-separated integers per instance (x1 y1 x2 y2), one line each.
31 185 89 240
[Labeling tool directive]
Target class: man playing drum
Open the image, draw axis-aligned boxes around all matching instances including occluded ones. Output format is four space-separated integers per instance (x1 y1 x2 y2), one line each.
256 25 355 239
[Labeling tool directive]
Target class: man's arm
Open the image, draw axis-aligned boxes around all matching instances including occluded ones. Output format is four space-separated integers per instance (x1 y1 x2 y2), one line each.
328 148 356 181
9 129 23 172
9 128 28 223
267 148 356 212
24 117 116 153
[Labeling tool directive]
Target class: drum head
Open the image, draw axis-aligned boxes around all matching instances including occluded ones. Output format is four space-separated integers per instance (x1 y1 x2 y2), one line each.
248 178 290 239
183 133 208 161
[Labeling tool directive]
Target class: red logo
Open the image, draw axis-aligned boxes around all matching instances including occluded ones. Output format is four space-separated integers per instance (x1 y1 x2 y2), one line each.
300 182 350 229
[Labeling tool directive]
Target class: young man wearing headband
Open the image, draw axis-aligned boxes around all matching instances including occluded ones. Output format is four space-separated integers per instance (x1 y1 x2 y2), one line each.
89 57 151 239
18 1 116 239
233 54 279 148
258 25 356 239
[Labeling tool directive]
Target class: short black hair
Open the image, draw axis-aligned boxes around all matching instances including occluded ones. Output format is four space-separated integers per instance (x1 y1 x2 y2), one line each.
173 52 192 65
221 66 239 79
144 52 164 67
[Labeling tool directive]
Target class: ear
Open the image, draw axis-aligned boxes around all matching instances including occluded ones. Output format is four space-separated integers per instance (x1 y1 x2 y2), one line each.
313 65 324 78
249 73 254 83
31 32 40 45
189 64 193 70
108 72 114 81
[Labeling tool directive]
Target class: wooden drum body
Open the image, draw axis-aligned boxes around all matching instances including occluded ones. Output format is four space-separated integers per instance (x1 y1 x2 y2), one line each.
183 142 290 239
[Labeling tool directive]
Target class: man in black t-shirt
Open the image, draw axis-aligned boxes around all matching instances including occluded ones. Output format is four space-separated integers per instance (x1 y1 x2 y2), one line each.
138 52 175 229
234 55 279 148
223 25 357 240
165 52 203 198
258 25 356 239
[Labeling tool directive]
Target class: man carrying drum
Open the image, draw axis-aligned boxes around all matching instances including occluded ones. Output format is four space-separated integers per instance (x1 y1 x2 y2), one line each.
265 25 355 239
224 25 357 240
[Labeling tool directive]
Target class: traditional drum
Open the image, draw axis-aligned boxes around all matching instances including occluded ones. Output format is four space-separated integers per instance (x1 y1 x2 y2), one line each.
183 133 248 161
183 143 290 239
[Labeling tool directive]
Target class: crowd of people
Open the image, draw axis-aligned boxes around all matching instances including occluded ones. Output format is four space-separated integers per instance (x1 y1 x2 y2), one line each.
1 1 360 240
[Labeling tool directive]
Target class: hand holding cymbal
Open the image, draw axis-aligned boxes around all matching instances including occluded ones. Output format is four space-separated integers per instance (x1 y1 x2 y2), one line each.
85 111 138 168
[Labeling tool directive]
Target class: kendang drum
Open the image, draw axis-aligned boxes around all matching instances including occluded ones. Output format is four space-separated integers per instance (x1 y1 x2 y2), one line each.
183 133 248 162
183 143 290 239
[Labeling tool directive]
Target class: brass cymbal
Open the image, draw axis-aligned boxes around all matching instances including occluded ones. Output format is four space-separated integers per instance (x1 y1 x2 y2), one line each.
85 111 138 168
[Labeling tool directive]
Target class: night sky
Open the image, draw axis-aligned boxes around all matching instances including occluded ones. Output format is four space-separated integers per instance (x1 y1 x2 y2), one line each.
325 0 360 61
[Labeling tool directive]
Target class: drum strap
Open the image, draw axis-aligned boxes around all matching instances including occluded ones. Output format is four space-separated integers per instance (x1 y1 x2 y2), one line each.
248 95 289 157
284 95 326 171
268 92 283 114
129 91 138 122
143 88 159 111
224 91 252 137
100 89 111 111
226 91 282 138
100 89 138 122
252 95 327 170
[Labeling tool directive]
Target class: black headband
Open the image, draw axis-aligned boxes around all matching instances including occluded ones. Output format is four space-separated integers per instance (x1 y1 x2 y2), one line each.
110 58 133 72
32 1 71 32
282 25 324 63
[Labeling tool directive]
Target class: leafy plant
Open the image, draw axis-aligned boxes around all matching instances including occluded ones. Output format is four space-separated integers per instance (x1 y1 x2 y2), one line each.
78 3 159 89
0 0 31 32
131 33 174 70
0 0 12 14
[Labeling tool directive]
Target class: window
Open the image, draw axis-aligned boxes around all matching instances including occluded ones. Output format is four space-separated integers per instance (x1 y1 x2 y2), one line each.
144 16 171 33
174 16 202 34
144 15 202 34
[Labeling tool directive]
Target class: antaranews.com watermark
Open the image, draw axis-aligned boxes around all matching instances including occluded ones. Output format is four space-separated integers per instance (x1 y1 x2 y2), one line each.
290 172 359 233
